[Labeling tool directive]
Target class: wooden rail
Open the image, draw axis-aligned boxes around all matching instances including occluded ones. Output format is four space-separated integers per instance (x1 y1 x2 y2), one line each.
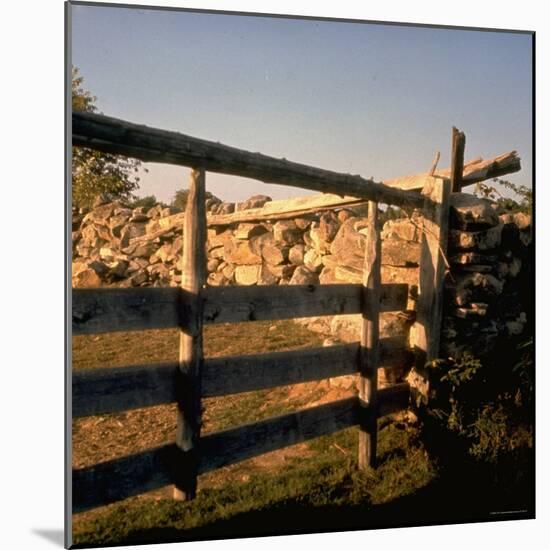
70 113 454 513
72 283 408 335
73 112 425 210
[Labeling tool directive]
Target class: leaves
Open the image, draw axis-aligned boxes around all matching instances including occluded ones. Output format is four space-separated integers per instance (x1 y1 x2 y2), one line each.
72 67 144 208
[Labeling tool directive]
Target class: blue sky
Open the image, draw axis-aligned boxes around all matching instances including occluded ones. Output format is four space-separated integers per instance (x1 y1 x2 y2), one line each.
71 4 533 203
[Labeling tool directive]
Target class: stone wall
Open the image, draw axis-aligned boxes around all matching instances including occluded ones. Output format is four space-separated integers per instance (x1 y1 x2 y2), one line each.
72 192 531 391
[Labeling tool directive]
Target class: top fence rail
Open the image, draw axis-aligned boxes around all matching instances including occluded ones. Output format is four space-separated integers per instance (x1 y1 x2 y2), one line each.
72 111 427 210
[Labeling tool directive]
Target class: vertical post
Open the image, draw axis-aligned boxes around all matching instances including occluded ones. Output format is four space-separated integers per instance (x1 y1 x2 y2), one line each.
358 201 381 470
450 127 466 193
408 176 452 406
173 168 206 501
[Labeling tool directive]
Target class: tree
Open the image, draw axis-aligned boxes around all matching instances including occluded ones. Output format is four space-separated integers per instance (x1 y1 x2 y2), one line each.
171 188 219 211
72 67 145 208
127 195 165 209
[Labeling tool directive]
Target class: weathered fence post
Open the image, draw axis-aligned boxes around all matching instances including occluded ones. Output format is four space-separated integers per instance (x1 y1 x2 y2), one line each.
450 127 466 192
408 176 451 407
174 168 206 501
358 201 381 470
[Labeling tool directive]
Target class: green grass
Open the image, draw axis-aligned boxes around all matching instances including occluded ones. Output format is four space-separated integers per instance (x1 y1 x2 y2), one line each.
72 319 532 548
73 423 437 547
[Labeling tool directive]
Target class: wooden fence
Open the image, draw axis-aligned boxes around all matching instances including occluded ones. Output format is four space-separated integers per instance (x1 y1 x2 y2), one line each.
71 112 452 512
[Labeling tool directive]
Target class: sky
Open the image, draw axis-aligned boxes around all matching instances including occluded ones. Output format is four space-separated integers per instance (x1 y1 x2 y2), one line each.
70 3 533 204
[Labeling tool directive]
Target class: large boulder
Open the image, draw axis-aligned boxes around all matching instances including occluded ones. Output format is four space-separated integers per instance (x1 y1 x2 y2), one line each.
450 193 500 229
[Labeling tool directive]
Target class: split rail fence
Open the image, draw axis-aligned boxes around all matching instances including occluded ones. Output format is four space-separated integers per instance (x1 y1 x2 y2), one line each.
71 112 452 512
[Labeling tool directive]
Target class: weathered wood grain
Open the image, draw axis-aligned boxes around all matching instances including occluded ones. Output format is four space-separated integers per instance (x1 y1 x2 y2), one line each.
174 168 206 501
72 283 407 335
198 397 359 474
450 127 466 193
383 151 520 192
358 202 381 470
208 193 365 225
72 287 190 335
414 177 452 360
203 283 407 324
73 111 425 209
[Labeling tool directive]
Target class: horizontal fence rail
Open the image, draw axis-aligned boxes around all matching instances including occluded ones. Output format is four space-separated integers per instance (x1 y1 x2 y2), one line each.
73 338 411 417
73 112 426 210
72 284 408 335
73 385 409 513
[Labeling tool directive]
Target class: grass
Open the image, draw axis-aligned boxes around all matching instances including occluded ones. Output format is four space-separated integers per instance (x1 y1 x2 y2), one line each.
71 319 532 548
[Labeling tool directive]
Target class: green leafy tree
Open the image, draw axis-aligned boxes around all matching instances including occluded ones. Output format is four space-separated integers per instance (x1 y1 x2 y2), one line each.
72 67 144 208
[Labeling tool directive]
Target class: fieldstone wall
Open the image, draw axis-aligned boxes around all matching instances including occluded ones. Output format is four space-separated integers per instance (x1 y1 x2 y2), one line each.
72 191 531 392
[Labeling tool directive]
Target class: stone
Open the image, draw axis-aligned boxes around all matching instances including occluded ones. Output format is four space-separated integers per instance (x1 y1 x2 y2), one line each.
449 252 498 266
273 220 302 245
329 217 367 256
319 267 338 284
152 243 174 264
72 266 102 288
207 258 220 273
129 212 150 223
289 266 319 285
132 242 157 258
236 194 272 211
381 240 420 267
222 264 236 281
309 227 331 254
207 229 233 250
83 203 116 226
448 223 503 251
80 225 104 248
129 269 149 286
250 233 288 266
337 209 354 223
303 249 323 272
208 272 227 286
235 265 261 285
450 193 500 229
99 247 117 261
319 211 340 242
223 239 262 265
266 263 296 279
109 213 131 238
321 255 338 270
288 244 305 265
234 223 269 240
447 272 504 306
109 259 129 279
216 202 235 215
120 223 147 248
258 265 279 285
381 217 421 242
294 218 312 230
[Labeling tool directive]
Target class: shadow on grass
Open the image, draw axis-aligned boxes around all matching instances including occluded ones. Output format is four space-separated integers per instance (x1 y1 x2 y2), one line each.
73 468 533 549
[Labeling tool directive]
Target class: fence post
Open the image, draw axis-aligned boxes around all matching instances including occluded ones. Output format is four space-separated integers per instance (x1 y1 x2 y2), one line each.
173 167 206 501
358 201 381 470
408 176 451 407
